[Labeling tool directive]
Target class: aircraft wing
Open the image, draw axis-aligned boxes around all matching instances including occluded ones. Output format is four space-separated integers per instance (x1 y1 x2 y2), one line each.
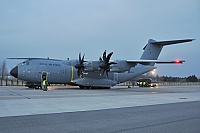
7 58 47 60
7 58 62 61
127 60 185 65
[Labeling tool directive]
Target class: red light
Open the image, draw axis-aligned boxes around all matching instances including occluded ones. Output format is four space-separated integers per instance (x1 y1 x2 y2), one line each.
174 60 182 63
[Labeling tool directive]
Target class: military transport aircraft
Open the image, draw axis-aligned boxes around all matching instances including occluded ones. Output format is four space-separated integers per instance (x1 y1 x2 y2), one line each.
9 39 194 89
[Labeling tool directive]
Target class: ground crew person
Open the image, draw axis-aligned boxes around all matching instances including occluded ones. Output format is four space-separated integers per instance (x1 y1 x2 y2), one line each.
139 82 143 87
42 79 48 91
143 82 146 87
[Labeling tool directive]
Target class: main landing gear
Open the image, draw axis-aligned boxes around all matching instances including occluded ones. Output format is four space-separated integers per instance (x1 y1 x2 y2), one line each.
79 86 110 89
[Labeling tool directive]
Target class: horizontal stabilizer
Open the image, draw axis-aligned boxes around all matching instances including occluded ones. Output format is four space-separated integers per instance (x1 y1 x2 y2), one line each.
151 39 194 46
127 60 185 65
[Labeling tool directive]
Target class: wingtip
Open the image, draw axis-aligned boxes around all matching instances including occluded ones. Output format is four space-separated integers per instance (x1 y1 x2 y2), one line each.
185 39 195 41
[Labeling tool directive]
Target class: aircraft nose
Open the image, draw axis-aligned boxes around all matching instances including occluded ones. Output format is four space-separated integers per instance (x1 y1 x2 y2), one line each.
10 66 18 78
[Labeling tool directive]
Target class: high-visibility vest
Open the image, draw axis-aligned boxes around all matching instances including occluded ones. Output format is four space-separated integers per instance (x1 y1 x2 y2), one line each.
42 80 46 86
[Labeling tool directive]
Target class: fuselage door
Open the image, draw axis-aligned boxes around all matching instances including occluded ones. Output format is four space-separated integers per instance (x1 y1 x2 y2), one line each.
114 73 118 81
41 71 48 82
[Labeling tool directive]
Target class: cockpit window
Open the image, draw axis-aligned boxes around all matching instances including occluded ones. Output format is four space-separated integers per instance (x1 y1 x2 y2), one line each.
20 61 29 65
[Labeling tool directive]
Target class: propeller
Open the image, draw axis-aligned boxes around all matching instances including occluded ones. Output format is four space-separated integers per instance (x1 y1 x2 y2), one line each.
99 50 117 77
75 53 85 77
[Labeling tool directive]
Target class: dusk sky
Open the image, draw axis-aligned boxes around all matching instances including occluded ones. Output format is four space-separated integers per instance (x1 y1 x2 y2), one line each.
0 0 199 77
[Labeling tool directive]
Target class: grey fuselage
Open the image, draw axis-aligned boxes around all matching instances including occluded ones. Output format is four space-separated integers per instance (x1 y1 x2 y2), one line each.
15 58 154 87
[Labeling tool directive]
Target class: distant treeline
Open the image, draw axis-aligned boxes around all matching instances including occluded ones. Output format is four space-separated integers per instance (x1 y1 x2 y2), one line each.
156 75 199 82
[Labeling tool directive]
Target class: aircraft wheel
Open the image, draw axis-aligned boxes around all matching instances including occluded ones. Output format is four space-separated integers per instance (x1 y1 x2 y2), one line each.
79 86 88 89
86 86 91 89
27 85 34 88
79 86 84 89
35 86 40 89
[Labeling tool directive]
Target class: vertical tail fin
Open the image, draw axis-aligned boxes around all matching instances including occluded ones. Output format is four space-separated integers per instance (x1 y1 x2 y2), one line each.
140 39 163 60
140 39 194 66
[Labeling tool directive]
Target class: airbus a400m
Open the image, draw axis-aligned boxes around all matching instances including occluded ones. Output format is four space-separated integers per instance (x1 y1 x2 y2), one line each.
9 39 194 89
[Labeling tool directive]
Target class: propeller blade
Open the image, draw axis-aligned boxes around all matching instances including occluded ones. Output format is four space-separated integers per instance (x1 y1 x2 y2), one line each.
79 53 81 62
81 54 85 64
103 50 107 61
106 70 109 78
106 52 113 63
102 69 106 75
99 50 116 78
108 62 117 65
99 57 102 62
77 69 80 77
75 53 85 78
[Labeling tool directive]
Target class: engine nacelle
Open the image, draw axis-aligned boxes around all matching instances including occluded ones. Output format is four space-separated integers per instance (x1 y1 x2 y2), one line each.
84 61 100 72
110 68 125 72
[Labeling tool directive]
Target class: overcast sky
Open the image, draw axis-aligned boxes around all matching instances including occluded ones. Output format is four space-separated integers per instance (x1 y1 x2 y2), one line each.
0 0 199 77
